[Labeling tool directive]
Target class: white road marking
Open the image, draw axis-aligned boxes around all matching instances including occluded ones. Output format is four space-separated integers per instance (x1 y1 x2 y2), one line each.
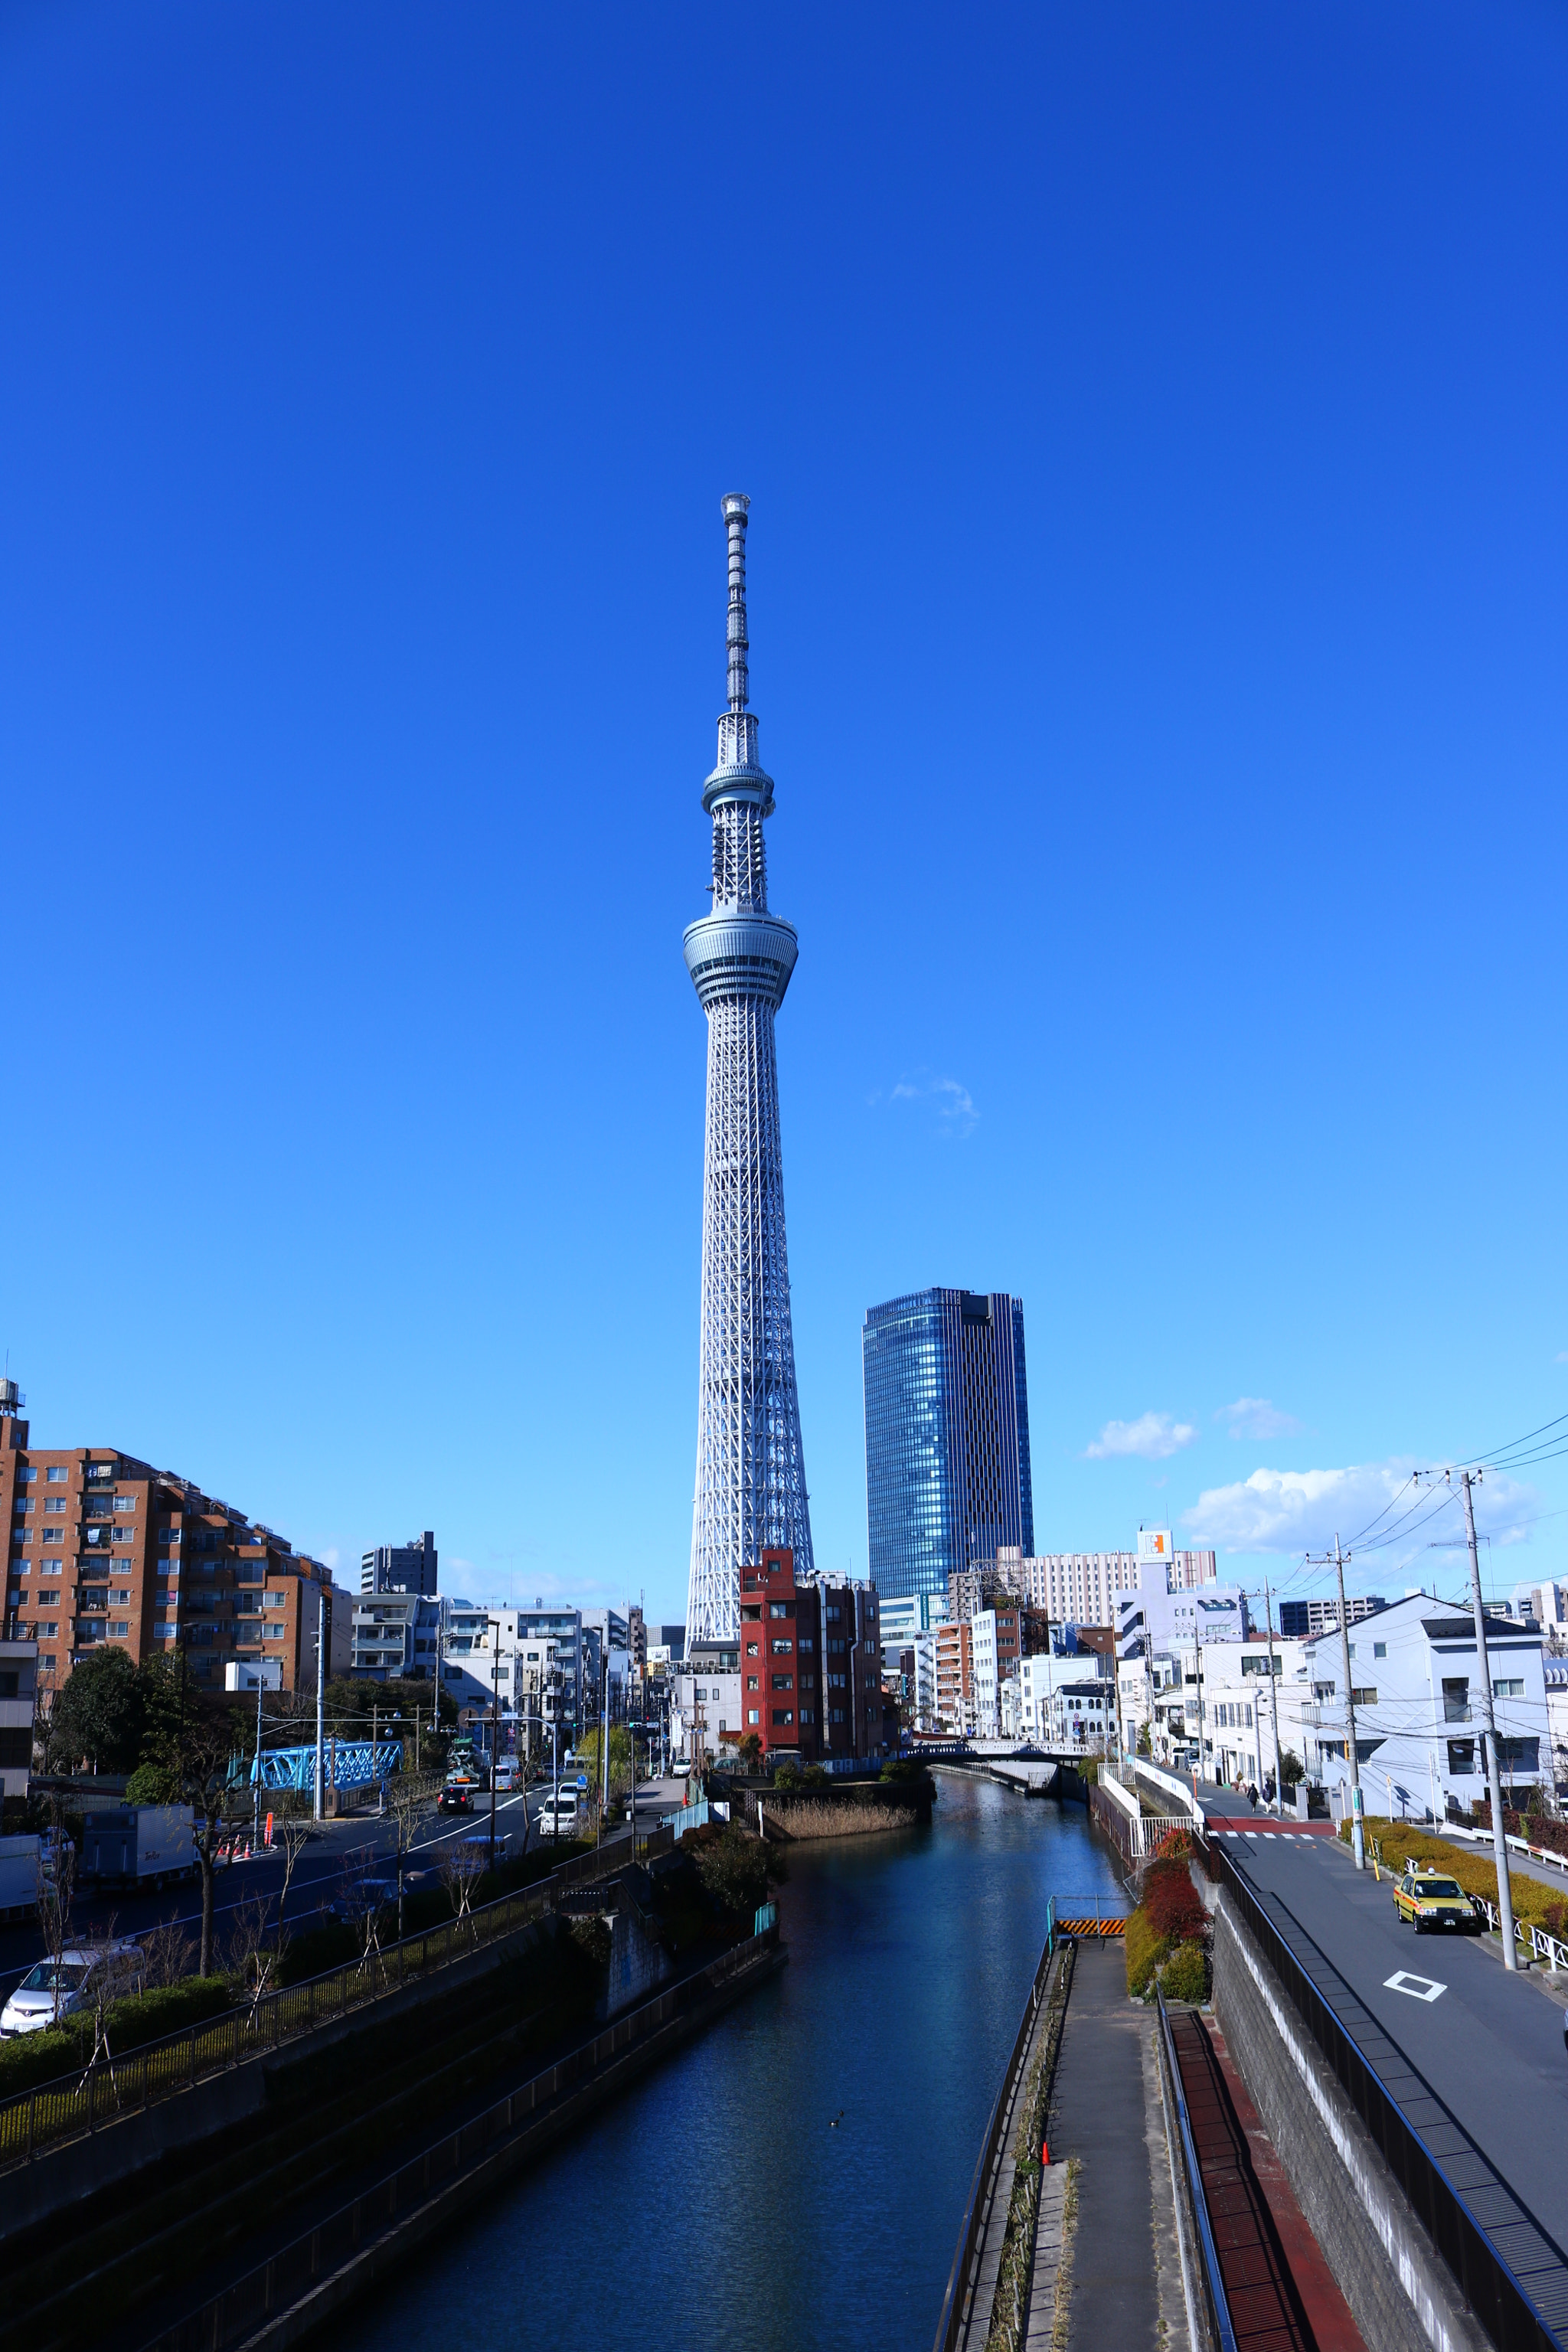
1384 1970 1446 2003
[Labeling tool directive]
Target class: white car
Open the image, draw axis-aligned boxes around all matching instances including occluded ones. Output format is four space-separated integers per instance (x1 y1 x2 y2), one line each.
492 1761 520 1792
537 1789 580 1836
1 1942 140 2037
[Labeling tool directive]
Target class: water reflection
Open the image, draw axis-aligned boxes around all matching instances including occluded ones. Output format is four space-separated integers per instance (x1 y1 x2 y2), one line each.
337 1776 1122 2352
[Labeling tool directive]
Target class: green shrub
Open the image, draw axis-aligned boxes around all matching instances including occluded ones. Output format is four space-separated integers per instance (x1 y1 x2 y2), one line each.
125 1760 178 1805
109 1977 232 2048
0 2024 88 2098
1161 1941 1208 2004
1125 1907 1170 1997
802 1766 830 1787
774 1766 802 1792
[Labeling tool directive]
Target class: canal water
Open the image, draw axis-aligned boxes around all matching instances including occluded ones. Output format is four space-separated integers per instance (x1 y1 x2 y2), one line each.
338 1777 1121 2352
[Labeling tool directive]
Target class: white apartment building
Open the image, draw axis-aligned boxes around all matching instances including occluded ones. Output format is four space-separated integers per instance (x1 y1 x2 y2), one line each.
1018 1650 1109 1743
1117 1587 1248 1658
1546 1659 1568 1792
1050 1679 1111 1750
1305 1594 1550 1821
970 1608 1016 1737
1511 1579 1568 1635
671 1643 741 1761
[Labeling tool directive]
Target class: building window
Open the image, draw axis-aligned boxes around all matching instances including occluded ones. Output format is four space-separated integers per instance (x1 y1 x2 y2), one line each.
1447 1740 1475 1775
769 1602 789 1619
45 1469 66 1484
746 1708 760 1726
1494 1677 1524 1700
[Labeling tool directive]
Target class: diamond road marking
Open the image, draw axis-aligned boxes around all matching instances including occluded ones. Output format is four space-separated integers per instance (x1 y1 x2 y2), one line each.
1384 1970 1446 2003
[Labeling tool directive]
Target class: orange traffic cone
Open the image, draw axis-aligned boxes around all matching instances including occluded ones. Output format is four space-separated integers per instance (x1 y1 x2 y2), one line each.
1042 2138 1050 2166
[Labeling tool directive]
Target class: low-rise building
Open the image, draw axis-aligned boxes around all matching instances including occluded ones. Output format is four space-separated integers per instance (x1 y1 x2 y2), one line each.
1305 1593 1550 1821
737 1552 885 1761
671 1643 740 1759
351 1591 444 1681
1547 1659 1568 1795
1050 1679 1111 1751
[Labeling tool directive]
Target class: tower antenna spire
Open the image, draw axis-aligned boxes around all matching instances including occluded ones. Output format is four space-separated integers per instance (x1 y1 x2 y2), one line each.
721 492 750 714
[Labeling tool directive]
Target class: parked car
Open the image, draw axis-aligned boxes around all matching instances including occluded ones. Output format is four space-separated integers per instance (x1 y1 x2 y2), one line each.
0 1942 142 2037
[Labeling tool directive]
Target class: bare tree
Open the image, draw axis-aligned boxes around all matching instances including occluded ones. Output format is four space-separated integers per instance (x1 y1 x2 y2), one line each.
139 1913 197 1989
387 1783 426 1942
77 1925 142 2092
34 1804 75 2026
438 1838 486 1942
335 1846 389 1987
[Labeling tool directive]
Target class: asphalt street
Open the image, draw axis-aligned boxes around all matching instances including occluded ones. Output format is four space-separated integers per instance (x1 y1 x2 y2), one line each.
1220 1827 1568 2254
0 1776 680 1995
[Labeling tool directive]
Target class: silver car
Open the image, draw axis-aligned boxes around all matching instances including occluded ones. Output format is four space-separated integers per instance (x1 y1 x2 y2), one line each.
0 1942 142 2037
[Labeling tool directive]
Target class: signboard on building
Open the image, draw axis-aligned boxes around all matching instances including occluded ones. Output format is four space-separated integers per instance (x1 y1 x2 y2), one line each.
1138 1529 1174 1564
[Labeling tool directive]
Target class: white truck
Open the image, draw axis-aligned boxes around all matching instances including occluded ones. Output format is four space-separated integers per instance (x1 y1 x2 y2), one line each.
0 1834 48 1922
80 1806 198 1891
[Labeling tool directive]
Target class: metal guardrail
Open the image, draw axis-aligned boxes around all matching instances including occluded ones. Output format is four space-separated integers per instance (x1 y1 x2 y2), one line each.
1156 1988 1240 2352
932 1919 1058 2352
1213 1842 1568 2352
0 1829 661 2171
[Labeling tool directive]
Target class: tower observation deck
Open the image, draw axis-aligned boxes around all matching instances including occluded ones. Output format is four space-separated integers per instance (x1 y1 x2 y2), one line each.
682 495 815 1646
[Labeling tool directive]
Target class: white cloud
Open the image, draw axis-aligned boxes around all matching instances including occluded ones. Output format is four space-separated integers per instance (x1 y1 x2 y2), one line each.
1181 1459 1539 1556
1557 1351 1568 1365
884 1072 978 1138
1086 1411 1197 1462
1217 1397 1303 1442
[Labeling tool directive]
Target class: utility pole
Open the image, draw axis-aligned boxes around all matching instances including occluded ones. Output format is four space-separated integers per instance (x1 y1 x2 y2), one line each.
252 1664 264 1851
314 1586 327 1826
1461 1471 1517 1968
1263 1576 1284 1818
1334 1535 1365 1869
371 1700 379 1817
487 1617 501 1873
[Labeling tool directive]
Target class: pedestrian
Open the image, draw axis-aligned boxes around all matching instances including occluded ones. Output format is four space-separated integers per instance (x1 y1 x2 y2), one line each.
1247 1782 1259 1811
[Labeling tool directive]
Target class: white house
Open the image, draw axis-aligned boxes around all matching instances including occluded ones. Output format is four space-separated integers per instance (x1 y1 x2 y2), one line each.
1546 1659 1568 1795
1305 1592 1550 1822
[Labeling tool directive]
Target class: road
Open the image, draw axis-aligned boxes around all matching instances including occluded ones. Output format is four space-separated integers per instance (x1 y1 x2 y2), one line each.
1219 1826 1568 2256
0 1777 682 1993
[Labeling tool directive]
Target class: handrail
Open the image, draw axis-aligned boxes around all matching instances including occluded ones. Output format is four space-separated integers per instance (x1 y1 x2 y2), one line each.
932 1922 1058 2352
0 1829 648 2171
1213 1842 1568 2352
1156 1988 1240 2352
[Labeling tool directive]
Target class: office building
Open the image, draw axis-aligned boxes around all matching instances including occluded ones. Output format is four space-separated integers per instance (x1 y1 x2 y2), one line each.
0 1383 348 1701
863 1289 1034 1609
361 1531 438 1597
684 498 815 1645
1277 1592 1386 1640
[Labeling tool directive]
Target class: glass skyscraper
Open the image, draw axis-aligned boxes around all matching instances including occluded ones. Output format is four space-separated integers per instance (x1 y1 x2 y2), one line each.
862 1289 1034 1608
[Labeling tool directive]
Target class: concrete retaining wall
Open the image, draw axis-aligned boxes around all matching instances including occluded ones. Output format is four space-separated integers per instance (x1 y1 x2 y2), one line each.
1211 1893 1489 2352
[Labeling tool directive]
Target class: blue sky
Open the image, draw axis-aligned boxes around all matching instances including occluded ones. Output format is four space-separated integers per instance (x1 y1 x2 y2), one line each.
2 3 1563 1625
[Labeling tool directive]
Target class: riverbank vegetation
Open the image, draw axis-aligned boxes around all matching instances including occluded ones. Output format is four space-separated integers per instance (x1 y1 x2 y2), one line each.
764 1799 916 1839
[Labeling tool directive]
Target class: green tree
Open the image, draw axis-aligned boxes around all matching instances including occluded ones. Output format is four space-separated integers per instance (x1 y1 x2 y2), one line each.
1279 1748 1305 1792
47 1648 145 1775
573 1724 631 1798
690 1823 782 1917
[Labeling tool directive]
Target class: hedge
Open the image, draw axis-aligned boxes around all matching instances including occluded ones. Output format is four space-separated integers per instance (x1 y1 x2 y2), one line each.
1346 1817 1568 1932
1161 1940 1208 2004
0 1975 232 2101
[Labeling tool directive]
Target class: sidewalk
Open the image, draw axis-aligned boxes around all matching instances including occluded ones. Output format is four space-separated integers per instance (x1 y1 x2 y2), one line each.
1047 1939 1168 2351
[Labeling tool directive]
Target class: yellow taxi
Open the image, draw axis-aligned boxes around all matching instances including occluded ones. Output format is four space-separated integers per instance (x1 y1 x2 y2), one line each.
1392 1867 1475 1934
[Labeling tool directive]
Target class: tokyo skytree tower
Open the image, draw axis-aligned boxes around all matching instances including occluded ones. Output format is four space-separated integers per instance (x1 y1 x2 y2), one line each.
682 495 815 1644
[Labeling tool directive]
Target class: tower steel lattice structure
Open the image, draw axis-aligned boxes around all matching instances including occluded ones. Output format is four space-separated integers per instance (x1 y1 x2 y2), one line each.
682 495 815 1645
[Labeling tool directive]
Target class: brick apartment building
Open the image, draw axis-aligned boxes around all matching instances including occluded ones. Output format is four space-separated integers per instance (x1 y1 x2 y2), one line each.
740 1549 884 1762
0 1390 346 1710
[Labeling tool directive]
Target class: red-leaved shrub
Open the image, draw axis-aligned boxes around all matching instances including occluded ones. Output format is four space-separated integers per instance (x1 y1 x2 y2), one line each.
1142 1860 1207 1945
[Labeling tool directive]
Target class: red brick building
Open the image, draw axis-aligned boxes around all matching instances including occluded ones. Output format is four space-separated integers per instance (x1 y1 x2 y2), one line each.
740 1549 885 1761
0 1396 341 1713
